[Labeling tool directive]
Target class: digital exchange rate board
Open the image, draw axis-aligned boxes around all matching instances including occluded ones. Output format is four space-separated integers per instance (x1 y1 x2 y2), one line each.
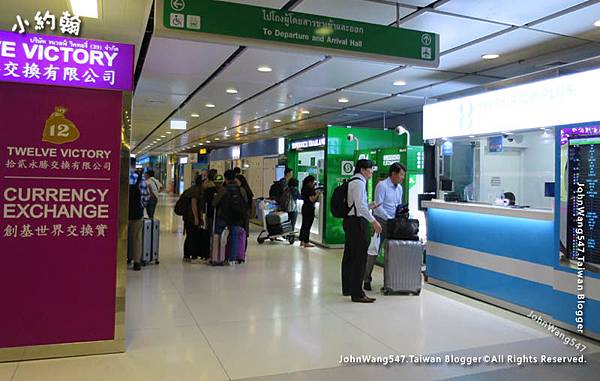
568 137 600 265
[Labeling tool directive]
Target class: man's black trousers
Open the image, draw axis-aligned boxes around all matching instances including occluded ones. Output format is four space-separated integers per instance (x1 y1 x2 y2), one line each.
341 216 369 298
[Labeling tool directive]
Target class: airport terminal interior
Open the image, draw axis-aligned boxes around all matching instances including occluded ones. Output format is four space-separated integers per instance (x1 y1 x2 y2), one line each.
2 0 600 380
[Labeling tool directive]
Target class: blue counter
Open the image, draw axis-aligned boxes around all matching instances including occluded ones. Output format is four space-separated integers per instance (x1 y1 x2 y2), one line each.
424 200 600 340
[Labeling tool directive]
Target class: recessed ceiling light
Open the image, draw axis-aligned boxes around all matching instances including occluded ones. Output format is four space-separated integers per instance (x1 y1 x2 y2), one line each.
215 138 220 141
393 80 407 86
190 113 200 118
170 120 187 130
206 140 211 143
166 131 172 134
594 19 600 27
205 103 215 108
70 0 99 18
156 139 161 141
257 66 272 72
199 143 204 146
481 53 500 60
274 119 282 123
160 135 166 138
254 125 261 129
301 110 310 114
226 88 238 94
338 97 349 103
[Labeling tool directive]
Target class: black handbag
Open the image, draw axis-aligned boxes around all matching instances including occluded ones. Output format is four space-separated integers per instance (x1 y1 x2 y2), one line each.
386 215 419 241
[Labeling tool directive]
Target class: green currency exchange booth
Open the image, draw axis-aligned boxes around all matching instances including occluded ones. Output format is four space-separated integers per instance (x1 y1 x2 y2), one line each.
287 125 411 247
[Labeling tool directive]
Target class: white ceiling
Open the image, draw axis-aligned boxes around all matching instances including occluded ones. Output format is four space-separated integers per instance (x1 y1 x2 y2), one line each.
120 0 600 155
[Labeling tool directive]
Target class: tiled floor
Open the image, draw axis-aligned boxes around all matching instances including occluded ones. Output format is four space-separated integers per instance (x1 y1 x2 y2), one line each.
4 196 600 380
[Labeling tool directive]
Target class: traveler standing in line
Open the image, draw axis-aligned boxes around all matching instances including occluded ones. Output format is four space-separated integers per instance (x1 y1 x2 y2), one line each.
364 163 405 291
342 159 382 303
204 174 223 239
144 170 163 219
181 176 205 263
135 168 151 216
270 167 293 205
204 169 218 189
128 172 145 271
235 172 254 248
213 170 249 264
299 176 320 247
281 178 301 231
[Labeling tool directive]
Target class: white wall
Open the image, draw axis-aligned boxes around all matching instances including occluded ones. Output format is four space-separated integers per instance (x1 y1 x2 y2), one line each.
262 157 278 198
210 160 227 176
476 131 554 209
244 156 265 198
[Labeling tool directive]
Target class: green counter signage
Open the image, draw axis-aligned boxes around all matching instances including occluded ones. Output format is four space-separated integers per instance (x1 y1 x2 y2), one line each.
161 0 439 67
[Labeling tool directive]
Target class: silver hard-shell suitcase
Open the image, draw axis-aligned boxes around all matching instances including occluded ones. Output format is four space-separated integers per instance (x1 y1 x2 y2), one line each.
141 219 159 265
383 240 423 295
151 219 160 264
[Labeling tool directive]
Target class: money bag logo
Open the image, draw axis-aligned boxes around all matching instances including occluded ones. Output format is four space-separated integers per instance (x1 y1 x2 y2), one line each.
42 106 80 144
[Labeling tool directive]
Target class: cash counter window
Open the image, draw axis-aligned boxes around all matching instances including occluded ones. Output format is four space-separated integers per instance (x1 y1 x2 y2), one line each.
439 129 555 209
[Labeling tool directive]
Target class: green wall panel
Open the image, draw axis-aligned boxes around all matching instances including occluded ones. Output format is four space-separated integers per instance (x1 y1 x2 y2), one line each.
324 126 407 245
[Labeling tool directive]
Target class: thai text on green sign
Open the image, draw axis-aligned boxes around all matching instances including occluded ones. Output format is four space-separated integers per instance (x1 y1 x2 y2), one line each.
163 0 439 67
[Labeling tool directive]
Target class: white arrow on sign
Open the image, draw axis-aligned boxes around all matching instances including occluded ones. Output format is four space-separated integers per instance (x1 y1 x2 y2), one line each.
171 0 186 12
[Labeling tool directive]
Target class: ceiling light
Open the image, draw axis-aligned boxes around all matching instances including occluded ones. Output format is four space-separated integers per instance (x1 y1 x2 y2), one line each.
481 53 500 60
206 140 211 143
274 119 282 123
166 131 172 134
156 139 161 141
338 97 349 103
215 138 220 141
226 88 238 94
69 0 99 18
190 113 200 118
254 125 261 129
170 120 187 130
199 143 203 146
257 66 272 72
393 80 407 86
301 110 310 114
205 103 215 108
160 135 166 138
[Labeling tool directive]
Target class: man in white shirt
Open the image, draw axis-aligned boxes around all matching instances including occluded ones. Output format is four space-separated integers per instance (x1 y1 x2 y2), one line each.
144 170 162 219
364 163 406 291
342 159 382 303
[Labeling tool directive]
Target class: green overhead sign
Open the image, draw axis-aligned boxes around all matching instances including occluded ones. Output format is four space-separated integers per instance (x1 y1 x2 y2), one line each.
162 0 439 67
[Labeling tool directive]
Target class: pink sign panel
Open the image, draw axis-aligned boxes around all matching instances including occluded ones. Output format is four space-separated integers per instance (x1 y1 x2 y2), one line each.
0 82 122 347
0 30 133 91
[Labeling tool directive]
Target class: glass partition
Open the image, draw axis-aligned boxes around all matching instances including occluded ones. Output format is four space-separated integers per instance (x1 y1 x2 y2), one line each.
439 129 555 209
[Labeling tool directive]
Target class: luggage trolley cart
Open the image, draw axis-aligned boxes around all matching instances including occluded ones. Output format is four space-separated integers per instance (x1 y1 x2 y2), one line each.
256 200 296 245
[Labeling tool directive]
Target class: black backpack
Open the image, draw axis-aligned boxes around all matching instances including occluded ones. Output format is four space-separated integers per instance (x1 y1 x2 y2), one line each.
387 216 419 241
330 177 361 218
269 180 285 202
279 188 295 212
220 185 247 224
174 190 191 216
